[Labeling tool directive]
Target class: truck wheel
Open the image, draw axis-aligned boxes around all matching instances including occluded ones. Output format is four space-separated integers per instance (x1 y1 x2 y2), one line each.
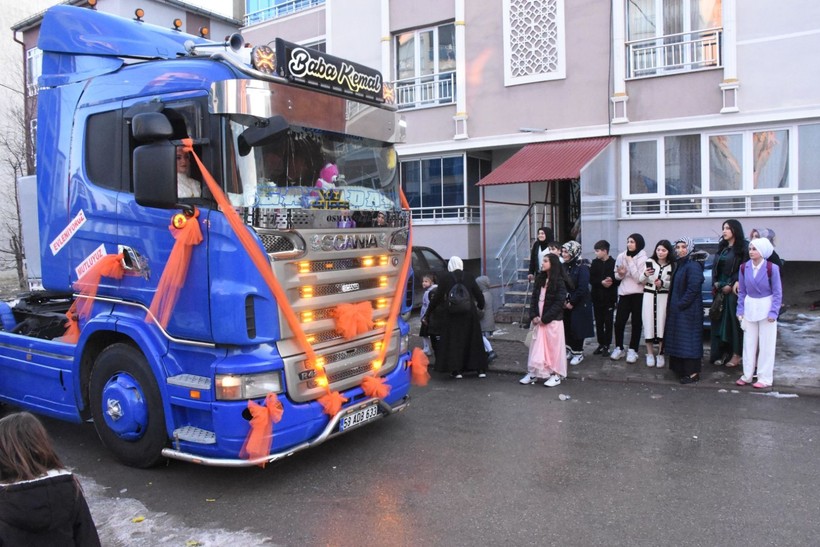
89 343 167 468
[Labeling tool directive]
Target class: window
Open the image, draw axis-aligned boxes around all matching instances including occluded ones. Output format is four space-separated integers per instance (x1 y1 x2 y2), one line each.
708 134 742 191
798 124 820 190
401 155 486 222
26 47 42 96
86 110 123 191
753 130 788 189
629 141 658 194
245 0 325 25
503 0 566 85
394 23 456 110
626 0 722 78
665 134 701 194
622 126 820 217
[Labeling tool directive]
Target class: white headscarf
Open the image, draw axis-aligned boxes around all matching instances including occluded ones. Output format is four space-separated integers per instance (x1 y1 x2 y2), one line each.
750 237 774 260
447 256 464 272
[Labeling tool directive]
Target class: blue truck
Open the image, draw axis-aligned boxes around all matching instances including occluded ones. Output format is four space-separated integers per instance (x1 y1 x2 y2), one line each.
2 5 413 467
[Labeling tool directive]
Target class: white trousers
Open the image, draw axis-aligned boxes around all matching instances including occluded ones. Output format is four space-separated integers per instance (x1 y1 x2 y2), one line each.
741 318 777 385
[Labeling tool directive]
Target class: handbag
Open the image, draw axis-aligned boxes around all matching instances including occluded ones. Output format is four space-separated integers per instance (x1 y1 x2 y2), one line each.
709 290 725 323
524 327 535 349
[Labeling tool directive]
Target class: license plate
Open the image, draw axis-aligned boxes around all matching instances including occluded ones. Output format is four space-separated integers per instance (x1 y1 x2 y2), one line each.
340 404 379 431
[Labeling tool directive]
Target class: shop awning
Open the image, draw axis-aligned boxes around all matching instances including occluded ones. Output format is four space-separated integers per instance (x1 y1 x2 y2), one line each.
477 137 613 186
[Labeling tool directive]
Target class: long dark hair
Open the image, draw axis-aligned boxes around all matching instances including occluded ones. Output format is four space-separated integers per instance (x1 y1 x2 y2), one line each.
536 253 565 292
0 412 65 483
650 239 674 264
718 218 745 253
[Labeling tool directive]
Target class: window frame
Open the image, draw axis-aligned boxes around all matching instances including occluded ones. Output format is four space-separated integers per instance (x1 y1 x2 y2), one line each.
620 125 815 217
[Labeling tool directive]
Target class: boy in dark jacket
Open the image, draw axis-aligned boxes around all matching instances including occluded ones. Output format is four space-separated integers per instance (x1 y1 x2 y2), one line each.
589 240 618 355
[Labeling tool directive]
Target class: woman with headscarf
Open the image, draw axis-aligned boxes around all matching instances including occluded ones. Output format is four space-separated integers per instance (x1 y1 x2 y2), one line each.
664 237 708 384
710 219 748 367
611 233 647 363
561 241 594 366
735 237 783 389
425 256 488 379
750 228 783 269
528 227 555 281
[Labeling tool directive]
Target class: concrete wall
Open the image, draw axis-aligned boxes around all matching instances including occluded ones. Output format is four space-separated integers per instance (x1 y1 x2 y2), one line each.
327 0 381 68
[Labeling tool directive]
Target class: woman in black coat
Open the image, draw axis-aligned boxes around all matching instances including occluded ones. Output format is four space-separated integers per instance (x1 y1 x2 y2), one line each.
561 241 595 365
425 256 489 378
664 237 708 384
528 226 554 281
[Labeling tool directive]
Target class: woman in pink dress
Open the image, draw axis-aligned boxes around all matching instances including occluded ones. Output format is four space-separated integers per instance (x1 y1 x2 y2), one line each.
520 253 569 387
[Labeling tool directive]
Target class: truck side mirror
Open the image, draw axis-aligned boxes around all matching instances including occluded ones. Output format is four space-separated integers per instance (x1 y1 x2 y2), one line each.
133 143 177 208
131 112 173 141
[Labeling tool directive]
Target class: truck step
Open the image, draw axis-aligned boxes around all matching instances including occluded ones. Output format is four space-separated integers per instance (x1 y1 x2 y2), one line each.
173 426 216 444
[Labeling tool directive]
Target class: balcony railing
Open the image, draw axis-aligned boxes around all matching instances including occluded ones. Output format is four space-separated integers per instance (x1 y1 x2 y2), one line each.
621 190 820 217
627 28 722 79
245 0 325 26
409 205 479 223
393 71 456 111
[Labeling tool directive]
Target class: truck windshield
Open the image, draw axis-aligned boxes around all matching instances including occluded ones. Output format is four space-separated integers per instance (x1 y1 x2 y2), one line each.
225 118 400 211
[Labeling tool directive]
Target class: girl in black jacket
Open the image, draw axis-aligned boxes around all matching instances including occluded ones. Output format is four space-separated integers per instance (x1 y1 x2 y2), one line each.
0 412 100 546
521 253 569 387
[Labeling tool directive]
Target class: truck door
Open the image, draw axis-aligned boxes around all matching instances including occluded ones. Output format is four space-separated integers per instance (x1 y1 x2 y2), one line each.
118 99 212 341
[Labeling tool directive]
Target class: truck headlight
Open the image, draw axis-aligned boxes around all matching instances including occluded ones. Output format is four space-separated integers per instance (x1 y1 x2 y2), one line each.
215 372 283 401
399 334 409 354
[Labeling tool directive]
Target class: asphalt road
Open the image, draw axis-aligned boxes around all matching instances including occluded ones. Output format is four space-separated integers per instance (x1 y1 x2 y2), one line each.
24 375 820 546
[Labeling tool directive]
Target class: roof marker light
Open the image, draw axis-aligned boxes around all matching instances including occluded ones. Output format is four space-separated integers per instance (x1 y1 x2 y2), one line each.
134 8 144 21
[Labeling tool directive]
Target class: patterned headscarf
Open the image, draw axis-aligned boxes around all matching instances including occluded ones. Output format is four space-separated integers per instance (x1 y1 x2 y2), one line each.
674 236 694 258
447 256 464 272
562 240 582 263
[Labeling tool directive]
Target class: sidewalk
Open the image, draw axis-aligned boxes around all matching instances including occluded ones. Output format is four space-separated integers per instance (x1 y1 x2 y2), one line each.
409 308 820 397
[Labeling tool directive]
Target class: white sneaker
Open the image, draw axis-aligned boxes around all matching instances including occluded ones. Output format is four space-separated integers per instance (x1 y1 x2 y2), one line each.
519 373 538 385
646 354 656 367
610 347 625 360
544 374 562 387
656 355 665 368
626 349 638 363
569 353 584 366
478 372 487 378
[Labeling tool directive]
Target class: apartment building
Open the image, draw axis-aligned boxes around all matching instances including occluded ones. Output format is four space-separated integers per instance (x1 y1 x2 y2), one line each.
240 1 820 305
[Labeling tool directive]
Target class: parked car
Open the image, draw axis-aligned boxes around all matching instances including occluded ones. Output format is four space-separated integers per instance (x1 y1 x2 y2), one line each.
692 237 720 330
410 246 448 309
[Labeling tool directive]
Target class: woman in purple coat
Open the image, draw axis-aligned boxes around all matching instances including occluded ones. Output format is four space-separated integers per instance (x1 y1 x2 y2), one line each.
735 237 782 389
664 237 708 384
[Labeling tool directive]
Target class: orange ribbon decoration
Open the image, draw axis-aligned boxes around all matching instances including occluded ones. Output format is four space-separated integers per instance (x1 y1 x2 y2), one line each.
369 188 414 376
147 209 203 328
239 393 284 467
333 301 374 340
361 375 390 399
181 140 346 412
62 253 126 344
410 347 430 387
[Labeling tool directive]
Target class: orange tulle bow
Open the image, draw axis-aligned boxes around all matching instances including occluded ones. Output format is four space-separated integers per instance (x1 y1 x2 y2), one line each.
334 301 374 340
361 375 391 399
148 209 203 328
239 393 284 467
318 390 348 417
410 348 431 386
62 253 126 344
